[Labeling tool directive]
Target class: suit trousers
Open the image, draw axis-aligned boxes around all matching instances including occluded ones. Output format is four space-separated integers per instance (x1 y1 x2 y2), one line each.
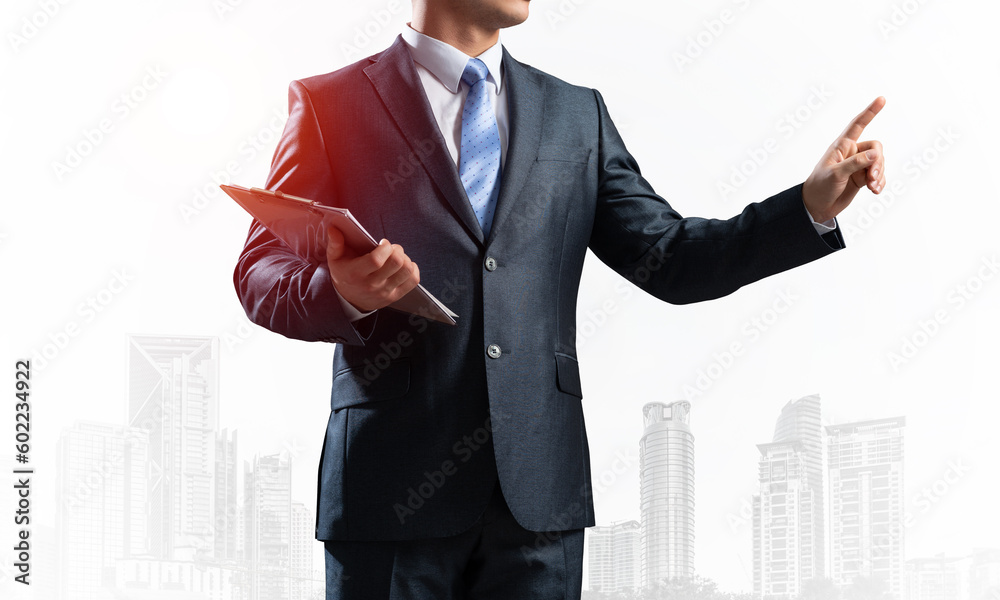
323 479 585 599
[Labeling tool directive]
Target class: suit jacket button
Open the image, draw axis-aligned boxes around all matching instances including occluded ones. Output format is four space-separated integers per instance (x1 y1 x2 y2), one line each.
487 344 502 359
485 256 497 272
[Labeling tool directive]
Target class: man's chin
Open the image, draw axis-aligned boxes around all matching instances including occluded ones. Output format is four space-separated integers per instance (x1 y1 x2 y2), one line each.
496 0 530 29
500 9 530 29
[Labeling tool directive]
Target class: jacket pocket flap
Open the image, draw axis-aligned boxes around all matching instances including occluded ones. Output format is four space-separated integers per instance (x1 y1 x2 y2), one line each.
537 145 591 164
330 358 410 411
555 352 583 398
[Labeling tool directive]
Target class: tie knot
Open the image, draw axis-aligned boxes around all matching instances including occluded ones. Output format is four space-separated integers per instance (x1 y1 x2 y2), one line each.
461 58 489 88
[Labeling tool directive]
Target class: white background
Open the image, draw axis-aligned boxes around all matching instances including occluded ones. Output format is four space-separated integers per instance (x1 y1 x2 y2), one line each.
2 0 999 594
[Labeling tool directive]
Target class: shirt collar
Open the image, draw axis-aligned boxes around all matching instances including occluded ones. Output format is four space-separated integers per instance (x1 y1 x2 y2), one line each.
400 24 504 95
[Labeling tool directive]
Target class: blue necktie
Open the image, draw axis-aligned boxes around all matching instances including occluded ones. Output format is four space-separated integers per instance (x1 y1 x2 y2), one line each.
459 58 501 238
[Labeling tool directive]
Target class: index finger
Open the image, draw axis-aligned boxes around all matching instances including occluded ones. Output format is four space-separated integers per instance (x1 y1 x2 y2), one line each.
840 96 886 141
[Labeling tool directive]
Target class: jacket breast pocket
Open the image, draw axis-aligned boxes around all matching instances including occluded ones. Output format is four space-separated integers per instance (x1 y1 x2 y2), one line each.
330 358 410 411
555 352 584 399
536 144 591 164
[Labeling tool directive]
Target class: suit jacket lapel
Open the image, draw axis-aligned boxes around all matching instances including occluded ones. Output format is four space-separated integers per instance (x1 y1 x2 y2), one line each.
364 36 485 246
487 48 544 246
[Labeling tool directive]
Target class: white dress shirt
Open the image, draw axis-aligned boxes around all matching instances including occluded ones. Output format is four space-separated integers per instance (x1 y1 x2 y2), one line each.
334 25 835 321
400 25 508 169
335 25 508 321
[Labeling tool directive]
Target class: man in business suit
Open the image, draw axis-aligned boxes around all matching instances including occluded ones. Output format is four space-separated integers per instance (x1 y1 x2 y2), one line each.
234 0 885 597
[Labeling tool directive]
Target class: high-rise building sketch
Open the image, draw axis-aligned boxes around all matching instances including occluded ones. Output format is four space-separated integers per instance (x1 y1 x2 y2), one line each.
640 401 695 586
51 334 323 599
772 392 825 575
827 417 906 599
587 520 641 593
127 335 221 560
56 422 149 600
52 331 950 600
588 525 614 592
753 394 825 599
291 502 317 600
244 452 294 600
216 429 240 563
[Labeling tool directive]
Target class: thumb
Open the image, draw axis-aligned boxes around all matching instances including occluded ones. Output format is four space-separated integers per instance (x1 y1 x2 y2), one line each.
833 149 877 179
326 223 345 262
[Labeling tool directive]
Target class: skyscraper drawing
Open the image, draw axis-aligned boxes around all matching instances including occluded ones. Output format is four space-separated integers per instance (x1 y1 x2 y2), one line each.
827 417 906 599
56 422 149 600
588 525 615 592
50 333 324 599
291 502 317 600
753 394 825 598
216 429 240 563
587 520 641 593
127 335 221 560
244 452 294 600
640 401 695 586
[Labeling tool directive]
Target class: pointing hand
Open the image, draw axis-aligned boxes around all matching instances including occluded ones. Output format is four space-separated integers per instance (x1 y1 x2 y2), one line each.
803 96 887 223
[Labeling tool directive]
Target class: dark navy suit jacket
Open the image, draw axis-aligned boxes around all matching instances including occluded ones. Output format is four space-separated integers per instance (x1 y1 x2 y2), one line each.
234 36 844 541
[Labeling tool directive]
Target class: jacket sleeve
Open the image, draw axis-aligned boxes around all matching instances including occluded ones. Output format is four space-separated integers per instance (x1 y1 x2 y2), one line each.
587 89 845 305
233 80 375 345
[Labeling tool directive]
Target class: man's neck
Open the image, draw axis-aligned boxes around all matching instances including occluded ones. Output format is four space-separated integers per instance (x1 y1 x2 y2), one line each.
409 12 499 57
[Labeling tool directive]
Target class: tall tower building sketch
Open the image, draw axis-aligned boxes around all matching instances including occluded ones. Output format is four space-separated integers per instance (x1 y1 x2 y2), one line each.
50 333 321 599
127 335 221 559
244 452 294 600
640 401 695 586
753 394 825 598
587 520 641 593
588 525 614 592
56 422 149 600
827 417 906 599
291 502 317 600
216 429 240 563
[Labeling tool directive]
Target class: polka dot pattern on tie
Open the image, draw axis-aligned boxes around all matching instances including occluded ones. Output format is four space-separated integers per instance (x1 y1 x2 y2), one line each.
459 58 502 238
